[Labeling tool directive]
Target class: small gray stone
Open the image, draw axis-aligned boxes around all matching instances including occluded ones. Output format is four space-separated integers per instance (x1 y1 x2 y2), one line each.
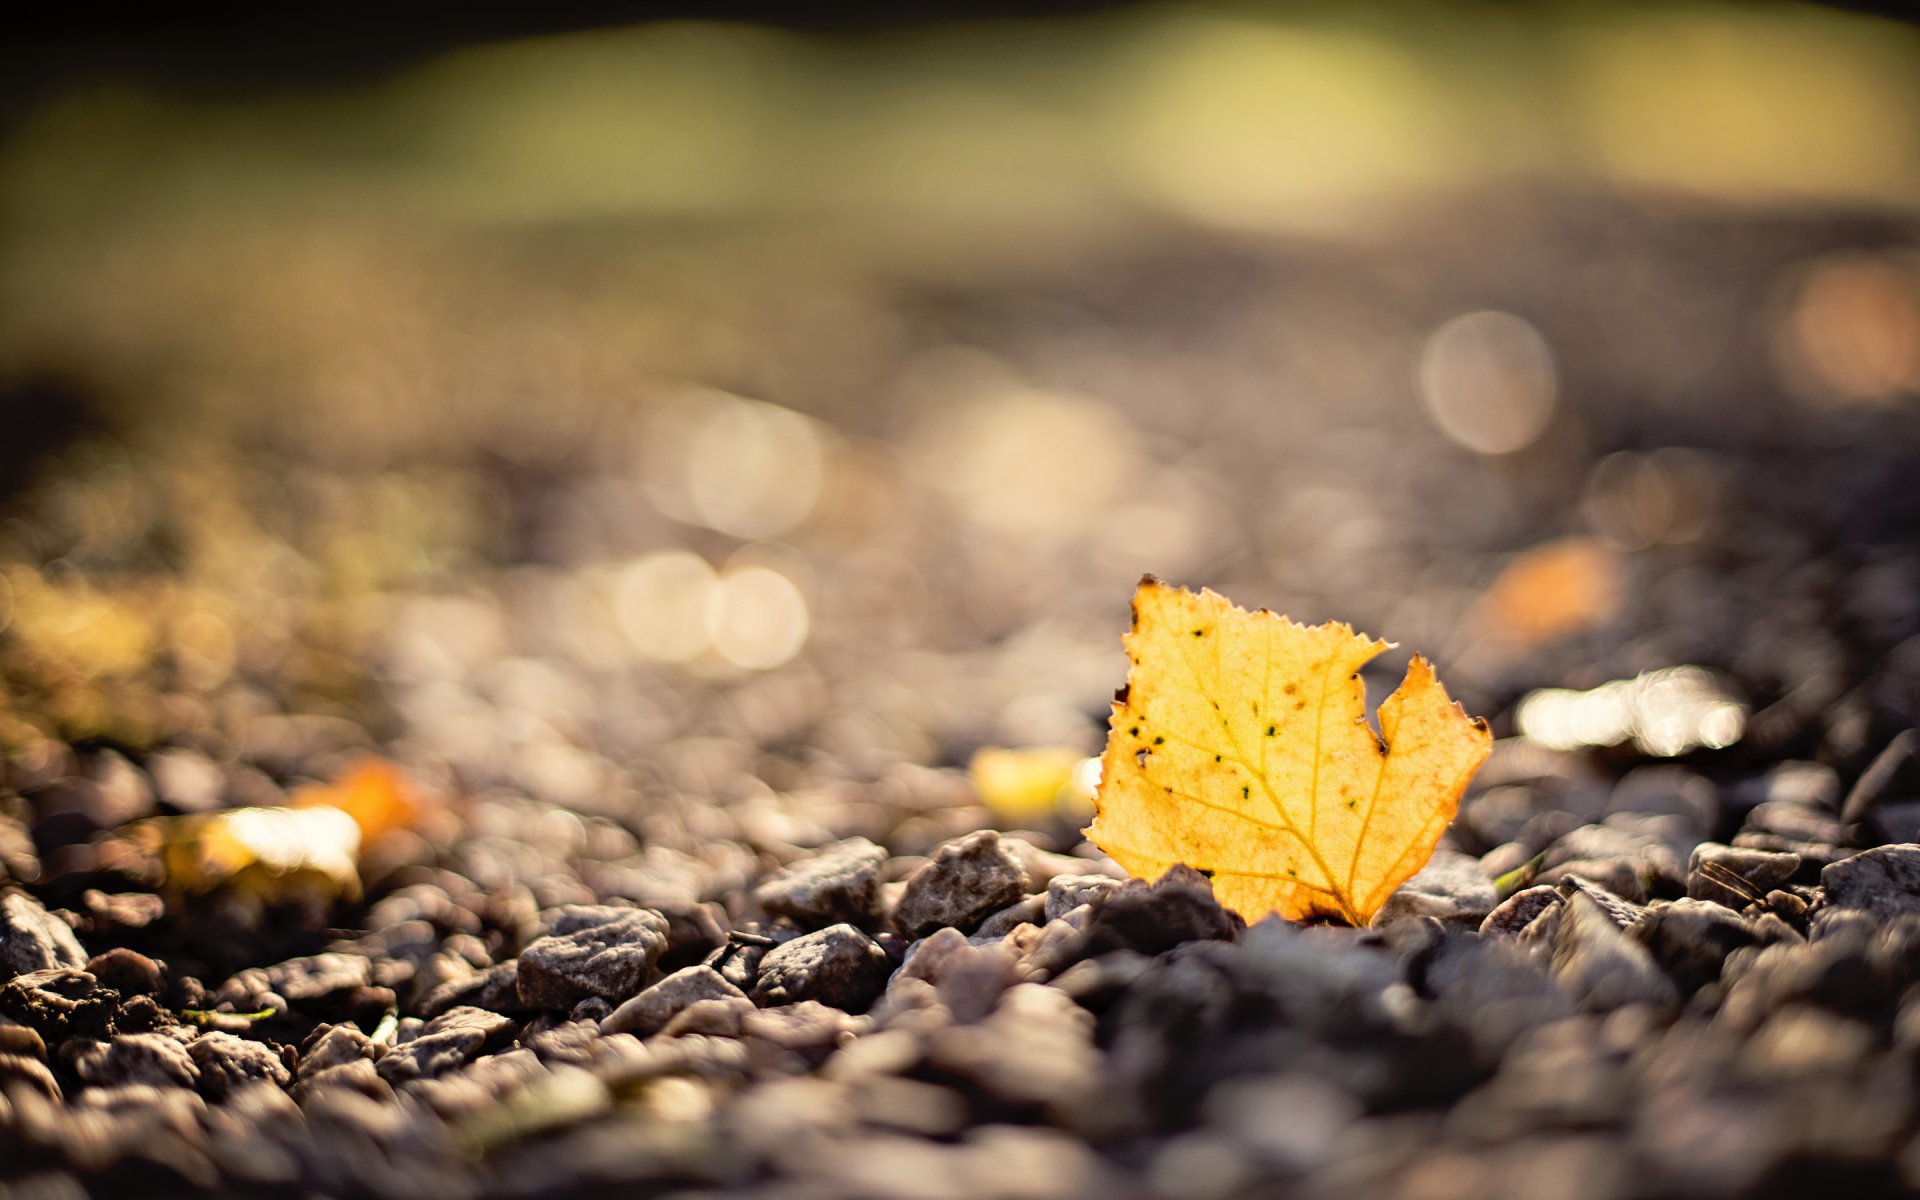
601 965 747 1038
298 1025 375 1079
516 910 669 1009
1372 850 1498 928
1687 842 1801 908
1044 875 1119 923
419 960 523 1019
1550 893 1679 1012
375 1006 510 1085
893 831 1031 938
753 923 892 1011
973 896 1046 940
754 838 887 927
189 1032 292 1099
1480 885 1563 939
660 997 756 1038
0 891 86 979
1630 898 1771 994
1821 844 1920 920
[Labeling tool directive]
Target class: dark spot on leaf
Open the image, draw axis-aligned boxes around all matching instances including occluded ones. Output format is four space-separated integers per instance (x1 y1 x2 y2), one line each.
1287 868 1297 877
1241 786 1250 799
1129 726 1139 737
1214 754 1221 763
1135 749 1150 768
1193 628 1205 637
1284 683 1298 695
1153 736 1164 745
1266 725 1276 737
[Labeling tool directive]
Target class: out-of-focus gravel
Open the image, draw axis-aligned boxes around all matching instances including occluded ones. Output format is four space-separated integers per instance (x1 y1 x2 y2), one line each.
3 196 1920 1199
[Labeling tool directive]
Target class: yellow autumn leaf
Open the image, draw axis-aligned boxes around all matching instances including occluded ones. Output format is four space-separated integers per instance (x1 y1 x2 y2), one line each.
1086 578 1491 926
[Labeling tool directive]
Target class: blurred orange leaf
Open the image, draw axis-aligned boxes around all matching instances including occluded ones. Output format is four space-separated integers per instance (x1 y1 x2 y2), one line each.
1470 536 1625 653
290 757 421 843
1086 578 1491 926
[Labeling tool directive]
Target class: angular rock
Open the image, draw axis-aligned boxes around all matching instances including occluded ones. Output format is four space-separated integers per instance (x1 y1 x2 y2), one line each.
1550 893 1679 1012
189 1032 292 1099
419 960 523 1020
1631 898 1770 994
298 1024 376 1079
973 896 1045 940
374 1007 511 1085
67 1032 201 1089
1821 844 1920 921
1372 850 1498 928
1 967 116 1039
753 923 892 1012
1480 885 1563 939
893 831 1030 938
1045 875 1119 923
0 890 86 979
754 838 887 927
601 965 747 1038
1687 843 1802 909
660 996 756 1038
1046 865 1242 970
515 909 668 1009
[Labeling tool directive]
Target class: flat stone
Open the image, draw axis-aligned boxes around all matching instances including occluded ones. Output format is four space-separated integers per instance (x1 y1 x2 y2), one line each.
893 831 1031 939
515 909 669 1009
1687 842 1802 909
601 965 747 1038
754 838 887 927
189 1032 292 1099
419 961 523 1020
1372 850 1498 928
1822 844 1920 920
297 1025 375 1078
0 890 86 979
753 923 892 1011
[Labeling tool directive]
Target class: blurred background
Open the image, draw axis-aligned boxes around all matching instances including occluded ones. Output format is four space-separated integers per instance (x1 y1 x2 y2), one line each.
3 1 1919 858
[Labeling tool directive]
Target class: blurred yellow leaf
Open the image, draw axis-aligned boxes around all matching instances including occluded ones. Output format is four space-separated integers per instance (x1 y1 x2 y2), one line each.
1086 578 1490 926
141 805 362 905
970 745 1094 823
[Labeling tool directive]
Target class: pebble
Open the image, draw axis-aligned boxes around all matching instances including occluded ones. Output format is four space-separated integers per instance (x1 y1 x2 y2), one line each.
753 923 892 1011
1686 842 1802 908
84 948 166 997
602 965 748 1037
374 1006 512 1084
67 1032 201 1089
1549 893 1679 1012
1371 850 1498 928
0 890 87 978
515 909 669 1009
189 1031 293 1099
1044 874 1120 922
1820 844 1920 920
753 837 887 927
893 831 1031 938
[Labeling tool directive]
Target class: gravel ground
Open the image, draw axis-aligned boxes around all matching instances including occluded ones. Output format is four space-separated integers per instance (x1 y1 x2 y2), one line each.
3 196 1920 1200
